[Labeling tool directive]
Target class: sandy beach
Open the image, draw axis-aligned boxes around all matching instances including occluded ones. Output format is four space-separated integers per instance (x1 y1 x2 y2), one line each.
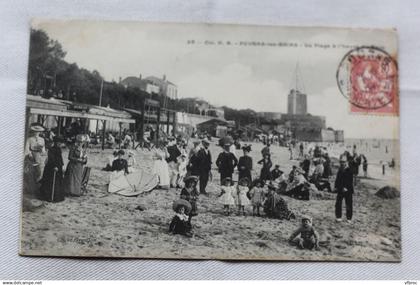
20 140 401 261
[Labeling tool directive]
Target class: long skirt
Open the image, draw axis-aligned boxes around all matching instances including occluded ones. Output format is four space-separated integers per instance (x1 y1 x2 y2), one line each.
64 161 84 196
32 152 46 182
40 166 65 202
23 156 40 197
238 170 252 183
152 159 170 187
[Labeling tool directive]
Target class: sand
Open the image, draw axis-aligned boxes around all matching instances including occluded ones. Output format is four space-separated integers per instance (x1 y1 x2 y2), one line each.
19 141 401 261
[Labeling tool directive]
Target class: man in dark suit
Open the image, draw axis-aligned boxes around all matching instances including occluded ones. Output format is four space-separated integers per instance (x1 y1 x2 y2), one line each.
197 139 212 195
334 155 355 223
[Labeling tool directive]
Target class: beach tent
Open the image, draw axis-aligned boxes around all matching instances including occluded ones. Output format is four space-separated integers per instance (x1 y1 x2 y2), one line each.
108 170 158 197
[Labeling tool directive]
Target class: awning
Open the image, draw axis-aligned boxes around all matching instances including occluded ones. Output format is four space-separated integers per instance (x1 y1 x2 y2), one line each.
29 107 135 124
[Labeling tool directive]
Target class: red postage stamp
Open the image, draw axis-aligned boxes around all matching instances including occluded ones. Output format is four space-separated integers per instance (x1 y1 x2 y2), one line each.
336 46 399 116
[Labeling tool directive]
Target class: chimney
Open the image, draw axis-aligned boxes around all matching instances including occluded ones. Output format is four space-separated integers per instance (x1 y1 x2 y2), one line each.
139 74 142 80
163 74 166 81
119 77 122 84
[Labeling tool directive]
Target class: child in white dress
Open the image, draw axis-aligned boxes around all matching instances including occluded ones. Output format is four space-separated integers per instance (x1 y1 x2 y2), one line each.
176 154 188 188
235 177 251 216
218 177 235 216
248 179 266 216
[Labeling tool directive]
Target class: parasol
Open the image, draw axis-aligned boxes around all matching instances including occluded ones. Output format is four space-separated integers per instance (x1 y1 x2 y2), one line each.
108 170 158 196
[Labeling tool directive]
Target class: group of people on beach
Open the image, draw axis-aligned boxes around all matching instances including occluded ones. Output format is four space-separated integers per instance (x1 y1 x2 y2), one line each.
23 121 365 251
164 136 363 251
23 123 90 204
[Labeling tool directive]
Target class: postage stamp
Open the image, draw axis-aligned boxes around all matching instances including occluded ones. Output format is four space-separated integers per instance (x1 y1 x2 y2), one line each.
336 46 399 116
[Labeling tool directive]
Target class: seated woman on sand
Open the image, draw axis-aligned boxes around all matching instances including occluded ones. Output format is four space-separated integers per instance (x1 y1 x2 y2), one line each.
264 183 296 220
285 167 310 200
109 150 129 181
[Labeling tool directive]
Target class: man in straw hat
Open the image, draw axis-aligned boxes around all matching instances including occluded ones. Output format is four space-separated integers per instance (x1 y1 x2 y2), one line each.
25 123 47 182
334 154 354 223
196 138 212 195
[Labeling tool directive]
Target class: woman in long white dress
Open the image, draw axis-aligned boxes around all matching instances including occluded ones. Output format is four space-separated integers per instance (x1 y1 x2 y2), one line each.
152 141 170 189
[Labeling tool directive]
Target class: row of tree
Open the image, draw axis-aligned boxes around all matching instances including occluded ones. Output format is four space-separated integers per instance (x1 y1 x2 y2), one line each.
27 28 262 124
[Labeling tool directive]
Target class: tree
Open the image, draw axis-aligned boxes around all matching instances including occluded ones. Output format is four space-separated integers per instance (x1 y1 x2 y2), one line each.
27 29 67 95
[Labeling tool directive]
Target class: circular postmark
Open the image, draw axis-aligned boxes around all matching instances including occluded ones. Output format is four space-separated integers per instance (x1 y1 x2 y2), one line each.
336 46 398 110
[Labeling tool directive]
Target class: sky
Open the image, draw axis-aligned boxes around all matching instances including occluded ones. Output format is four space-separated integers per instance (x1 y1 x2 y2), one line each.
32 19 399 139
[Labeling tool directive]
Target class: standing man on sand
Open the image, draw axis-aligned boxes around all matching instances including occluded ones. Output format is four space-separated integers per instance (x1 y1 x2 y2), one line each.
334 154 354 223
196 139 212 195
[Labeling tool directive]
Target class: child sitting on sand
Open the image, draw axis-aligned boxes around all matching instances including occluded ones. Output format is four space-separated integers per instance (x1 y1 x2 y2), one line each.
218 177 235 216
288 215 320 250
248 179 265 216
169 199 193 237
234 177 251 216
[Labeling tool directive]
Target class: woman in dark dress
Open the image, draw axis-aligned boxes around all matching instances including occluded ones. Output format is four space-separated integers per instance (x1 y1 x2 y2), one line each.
111 150 129 174
64 135 88 197
237 145 253 182
39 136 65 202
258 153 272 182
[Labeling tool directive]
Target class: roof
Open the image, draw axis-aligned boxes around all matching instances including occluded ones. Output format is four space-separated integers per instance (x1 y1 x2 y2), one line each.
120 76 143 88
145 76 176 86
196 117 228 126
27 95 135 123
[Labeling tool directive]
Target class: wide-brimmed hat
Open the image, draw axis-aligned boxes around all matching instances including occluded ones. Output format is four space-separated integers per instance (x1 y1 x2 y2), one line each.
30 123 45 132
202 138 210 145
172 199 192 214
118 149 125 155
219 135 233 147
184 175 199 186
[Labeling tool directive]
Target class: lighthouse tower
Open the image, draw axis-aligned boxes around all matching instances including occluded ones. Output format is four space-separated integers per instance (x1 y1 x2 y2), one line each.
287 63 307 115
